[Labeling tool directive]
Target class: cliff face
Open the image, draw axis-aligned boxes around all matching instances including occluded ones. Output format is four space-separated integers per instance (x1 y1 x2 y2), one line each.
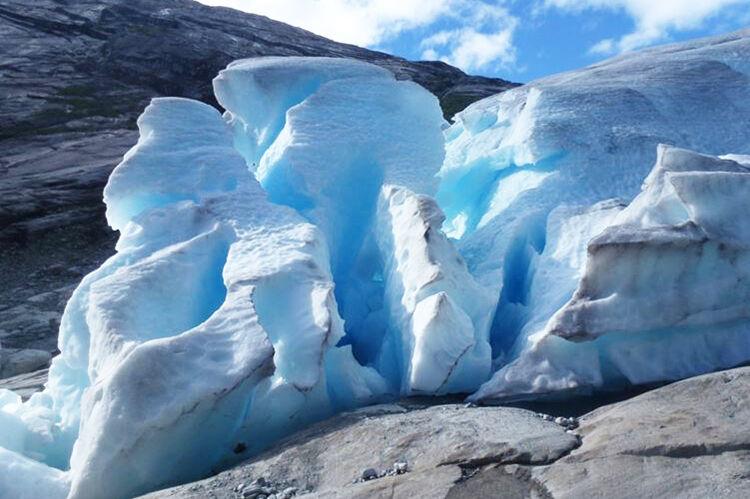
0 0 517 355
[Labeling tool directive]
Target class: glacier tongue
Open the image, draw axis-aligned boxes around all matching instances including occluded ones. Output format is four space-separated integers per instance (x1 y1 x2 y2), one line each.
69 96 388 499
2 30 750 499
0 93 389 499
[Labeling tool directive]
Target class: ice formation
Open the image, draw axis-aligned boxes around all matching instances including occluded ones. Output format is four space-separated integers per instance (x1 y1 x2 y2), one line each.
374 186 494 394
0 57 489 498
437 29 750 393
472 146 750 400
1 30 750 498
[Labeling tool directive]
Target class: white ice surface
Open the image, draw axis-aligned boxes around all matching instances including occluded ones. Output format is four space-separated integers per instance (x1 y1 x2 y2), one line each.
0 94 387 499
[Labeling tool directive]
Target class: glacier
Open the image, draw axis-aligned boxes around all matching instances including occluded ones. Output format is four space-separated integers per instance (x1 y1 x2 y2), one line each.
0 30 750 499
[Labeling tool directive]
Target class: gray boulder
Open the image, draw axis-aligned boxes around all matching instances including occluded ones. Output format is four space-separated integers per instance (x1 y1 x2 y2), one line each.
536 367 750 498
0 347 52 379
0 368 49 401
142 403 578 498
144 367 750 498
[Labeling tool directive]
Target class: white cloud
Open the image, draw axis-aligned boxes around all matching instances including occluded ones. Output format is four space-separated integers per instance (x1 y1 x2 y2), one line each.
421 27 517 72
196 0 520 73
588 38 615 55
545 0 749 54
198 0 453 47
419 3 518 72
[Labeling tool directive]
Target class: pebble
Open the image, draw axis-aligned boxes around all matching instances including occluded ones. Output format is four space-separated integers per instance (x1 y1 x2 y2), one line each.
280 487 298 498
361 468 378 481
242 485 277 499
546 416 579 430
358 461 409 482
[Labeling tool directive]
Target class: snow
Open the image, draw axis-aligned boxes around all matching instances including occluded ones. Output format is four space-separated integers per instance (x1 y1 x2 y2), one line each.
0 447 69 499
1 29 750 498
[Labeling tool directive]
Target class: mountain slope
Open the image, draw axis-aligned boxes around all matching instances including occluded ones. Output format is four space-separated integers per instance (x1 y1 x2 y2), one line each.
0 0 517 356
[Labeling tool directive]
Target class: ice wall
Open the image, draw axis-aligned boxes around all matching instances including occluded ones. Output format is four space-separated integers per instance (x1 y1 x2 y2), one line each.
0 95 388 499
0 58 491 498
473 146 750 400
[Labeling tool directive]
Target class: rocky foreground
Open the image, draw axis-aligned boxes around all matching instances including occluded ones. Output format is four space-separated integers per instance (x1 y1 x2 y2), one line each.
145 366 750 498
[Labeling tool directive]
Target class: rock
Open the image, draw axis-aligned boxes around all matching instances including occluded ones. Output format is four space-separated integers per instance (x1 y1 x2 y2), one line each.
242 487 271 499
141 368 750 498
360 469 378 482
0 347 52 379
280 487 297 498
140 403 578 498
536 367 750 498
393 462 408 475
0 367 48 401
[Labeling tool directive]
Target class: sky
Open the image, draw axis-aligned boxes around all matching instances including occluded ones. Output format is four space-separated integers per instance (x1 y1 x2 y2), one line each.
196 0 750 82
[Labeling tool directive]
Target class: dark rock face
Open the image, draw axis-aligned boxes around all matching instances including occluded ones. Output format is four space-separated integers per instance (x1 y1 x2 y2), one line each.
0 0 517 358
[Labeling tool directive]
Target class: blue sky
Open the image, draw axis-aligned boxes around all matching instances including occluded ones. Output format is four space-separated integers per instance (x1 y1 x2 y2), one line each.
198 0 750 82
